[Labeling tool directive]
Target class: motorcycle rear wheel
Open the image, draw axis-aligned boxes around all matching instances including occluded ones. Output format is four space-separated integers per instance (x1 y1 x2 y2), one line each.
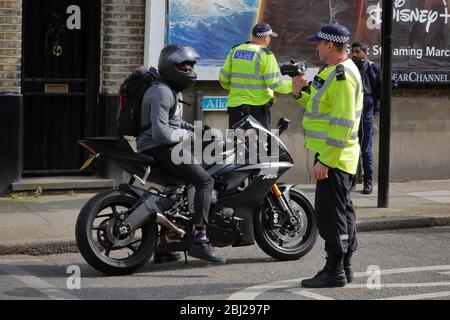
75 190 157 276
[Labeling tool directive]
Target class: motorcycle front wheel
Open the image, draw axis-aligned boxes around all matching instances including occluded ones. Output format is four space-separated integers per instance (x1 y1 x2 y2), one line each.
75 190 157 276
254 188 317 261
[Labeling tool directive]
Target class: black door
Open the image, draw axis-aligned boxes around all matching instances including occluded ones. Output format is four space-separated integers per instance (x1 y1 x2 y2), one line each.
22 0 100 175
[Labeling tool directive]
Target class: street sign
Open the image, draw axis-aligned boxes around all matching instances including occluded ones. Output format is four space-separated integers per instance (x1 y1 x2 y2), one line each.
202 96 228 111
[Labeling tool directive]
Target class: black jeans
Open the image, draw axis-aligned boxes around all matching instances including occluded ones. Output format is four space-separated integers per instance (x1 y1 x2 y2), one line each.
228 103 272 130
143 146 214 226
314 155 358 255
358 95 375 183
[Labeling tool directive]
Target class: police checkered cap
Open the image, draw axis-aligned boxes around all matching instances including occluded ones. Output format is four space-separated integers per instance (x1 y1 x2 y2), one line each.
252 23 278 38
307 23 350 44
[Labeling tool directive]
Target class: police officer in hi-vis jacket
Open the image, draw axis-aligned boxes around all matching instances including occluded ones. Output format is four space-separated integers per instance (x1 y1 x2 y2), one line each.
219 23 292 130
292 23 363 288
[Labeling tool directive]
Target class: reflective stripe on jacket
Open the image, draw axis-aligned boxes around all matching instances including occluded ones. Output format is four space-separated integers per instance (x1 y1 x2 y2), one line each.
297 59 363 175
219 43 292 107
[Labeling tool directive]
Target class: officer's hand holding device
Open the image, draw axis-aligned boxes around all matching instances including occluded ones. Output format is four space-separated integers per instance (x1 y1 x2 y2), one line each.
292 77 307 99
281 60 309 99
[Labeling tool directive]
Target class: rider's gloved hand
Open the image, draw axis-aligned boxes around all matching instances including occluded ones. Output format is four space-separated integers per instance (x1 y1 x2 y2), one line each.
202 124 211 134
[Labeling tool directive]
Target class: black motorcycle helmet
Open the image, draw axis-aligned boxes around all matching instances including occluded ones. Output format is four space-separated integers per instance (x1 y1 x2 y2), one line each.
158 44 200 92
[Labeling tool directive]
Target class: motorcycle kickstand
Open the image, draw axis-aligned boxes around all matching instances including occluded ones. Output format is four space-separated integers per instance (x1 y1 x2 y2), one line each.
184 251 188 264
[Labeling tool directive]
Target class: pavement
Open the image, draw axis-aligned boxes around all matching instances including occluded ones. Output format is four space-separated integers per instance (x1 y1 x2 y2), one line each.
0 179 450 256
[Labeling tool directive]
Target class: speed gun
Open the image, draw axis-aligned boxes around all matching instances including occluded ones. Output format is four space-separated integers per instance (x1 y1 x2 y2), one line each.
280 60 307 77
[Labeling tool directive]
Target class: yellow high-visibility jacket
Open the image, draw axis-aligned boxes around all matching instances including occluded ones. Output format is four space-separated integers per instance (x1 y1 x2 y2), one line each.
219 43 292 107
296 59 363 174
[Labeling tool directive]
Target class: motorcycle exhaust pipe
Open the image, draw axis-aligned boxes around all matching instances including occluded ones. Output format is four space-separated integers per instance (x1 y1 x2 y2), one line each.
122 194 186 238
156 213 186 238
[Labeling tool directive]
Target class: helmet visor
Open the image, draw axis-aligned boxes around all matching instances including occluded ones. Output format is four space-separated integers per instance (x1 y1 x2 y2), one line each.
168 46 201 65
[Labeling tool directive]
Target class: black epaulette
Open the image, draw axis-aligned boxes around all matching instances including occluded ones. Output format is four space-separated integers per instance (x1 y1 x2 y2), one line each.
231 43 241 49
262 47 273 55
336 64 346 81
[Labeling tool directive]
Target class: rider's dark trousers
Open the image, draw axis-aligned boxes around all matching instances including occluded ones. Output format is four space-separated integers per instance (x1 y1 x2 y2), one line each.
143 146 214 226
314 155 358 256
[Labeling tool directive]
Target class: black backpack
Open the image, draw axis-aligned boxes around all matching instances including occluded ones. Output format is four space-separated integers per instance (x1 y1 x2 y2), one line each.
117 67 160 137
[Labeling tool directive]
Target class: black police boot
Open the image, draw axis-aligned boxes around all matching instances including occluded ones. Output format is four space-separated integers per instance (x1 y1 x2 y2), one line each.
363 181 373 194
301 254 347 288
153 246 181 264
344 251 354 283
188 227 226 263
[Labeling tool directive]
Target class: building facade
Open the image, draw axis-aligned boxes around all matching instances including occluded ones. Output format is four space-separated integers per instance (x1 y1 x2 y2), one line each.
1 0 449 194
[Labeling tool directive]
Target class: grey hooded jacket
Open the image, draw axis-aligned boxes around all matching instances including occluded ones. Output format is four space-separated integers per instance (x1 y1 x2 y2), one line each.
137 82 193 153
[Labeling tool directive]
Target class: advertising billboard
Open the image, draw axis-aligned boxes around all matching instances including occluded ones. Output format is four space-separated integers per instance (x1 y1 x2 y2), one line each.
165 0 450 83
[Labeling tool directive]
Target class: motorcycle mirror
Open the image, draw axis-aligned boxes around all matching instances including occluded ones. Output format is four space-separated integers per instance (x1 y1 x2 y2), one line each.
277 117 290 135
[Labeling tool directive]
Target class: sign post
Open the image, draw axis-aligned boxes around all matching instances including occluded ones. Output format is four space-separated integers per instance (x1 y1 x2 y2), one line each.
378 0 393 208
194 91 204 122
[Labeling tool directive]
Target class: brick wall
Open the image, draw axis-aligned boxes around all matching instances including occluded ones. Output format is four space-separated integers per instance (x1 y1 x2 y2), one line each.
0 0 22 93
101 0 146 94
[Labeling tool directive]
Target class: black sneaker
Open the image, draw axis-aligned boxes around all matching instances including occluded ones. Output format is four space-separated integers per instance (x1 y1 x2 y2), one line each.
188 242 226 263
363 181 373 194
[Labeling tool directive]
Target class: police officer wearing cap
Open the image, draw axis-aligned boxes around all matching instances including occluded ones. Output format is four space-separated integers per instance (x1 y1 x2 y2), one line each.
219 22 292 130
292 23 363 288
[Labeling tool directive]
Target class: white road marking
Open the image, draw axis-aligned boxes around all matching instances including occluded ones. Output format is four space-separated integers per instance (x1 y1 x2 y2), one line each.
360 265 450 276
406 190 450 204
0 264 79 300
379 291 450 300
439 272 450 276
228 278 303 300
286 288 334 300
228 265 450 300
285 282 450 301
346 282 450 289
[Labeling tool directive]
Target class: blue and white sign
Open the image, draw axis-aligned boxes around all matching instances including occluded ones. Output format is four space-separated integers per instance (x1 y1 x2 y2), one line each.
202 96 228 111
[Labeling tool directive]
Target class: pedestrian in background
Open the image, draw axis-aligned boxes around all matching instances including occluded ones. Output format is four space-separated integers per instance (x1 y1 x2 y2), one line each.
351 41 381 195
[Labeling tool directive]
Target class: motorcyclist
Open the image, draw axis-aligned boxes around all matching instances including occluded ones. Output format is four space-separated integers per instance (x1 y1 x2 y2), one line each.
137 44 225 264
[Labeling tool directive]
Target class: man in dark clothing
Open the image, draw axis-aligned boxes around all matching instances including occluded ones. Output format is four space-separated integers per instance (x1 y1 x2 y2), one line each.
137 44 225 264
351 41 381 195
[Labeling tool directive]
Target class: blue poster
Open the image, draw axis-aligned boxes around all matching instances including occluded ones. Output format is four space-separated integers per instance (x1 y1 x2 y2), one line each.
167 0 261 67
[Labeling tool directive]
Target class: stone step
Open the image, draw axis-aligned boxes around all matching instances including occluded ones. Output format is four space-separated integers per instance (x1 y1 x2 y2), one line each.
10 176 116 194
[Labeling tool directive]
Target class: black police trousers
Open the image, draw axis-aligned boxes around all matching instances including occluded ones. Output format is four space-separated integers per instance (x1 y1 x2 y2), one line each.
228 103 272 130
315 157 358 255
143 146 214 226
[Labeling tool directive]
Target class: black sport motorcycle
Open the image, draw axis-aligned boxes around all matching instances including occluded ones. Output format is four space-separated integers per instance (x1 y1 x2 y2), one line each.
75 116 317 275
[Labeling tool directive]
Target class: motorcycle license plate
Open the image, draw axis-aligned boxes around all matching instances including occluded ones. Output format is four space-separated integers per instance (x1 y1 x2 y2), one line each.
80 155 95 171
